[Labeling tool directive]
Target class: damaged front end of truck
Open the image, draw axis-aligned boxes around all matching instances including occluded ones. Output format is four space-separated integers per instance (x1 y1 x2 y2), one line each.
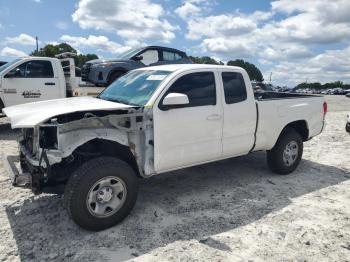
4 105 155 195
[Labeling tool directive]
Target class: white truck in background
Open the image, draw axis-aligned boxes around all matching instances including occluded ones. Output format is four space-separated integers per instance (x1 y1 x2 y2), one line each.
0 53 105 111
3 64 326 231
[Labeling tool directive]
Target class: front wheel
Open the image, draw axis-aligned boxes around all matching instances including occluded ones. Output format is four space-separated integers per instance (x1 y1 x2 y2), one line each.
267 128 303 175
107 71 125 86
64 157 138 231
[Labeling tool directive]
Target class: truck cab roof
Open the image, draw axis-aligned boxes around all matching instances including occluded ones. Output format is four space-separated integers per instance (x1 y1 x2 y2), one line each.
141 64 246 73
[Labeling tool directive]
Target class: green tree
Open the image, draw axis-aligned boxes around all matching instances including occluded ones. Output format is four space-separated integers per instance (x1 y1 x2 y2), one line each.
227 59 264 82
30 43 98 68
189 56 224 65
295 81 348 90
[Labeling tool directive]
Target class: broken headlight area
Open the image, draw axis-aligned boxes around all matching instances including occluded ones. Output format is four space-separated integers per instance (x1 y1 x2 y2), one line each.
22 128 35 155
39 125 58 150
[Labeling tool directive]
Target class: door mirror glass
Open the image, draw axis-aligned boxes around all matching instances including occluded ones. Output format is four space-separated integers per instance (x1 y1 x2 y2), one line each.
132 56 143 61
5 68 21 78
162 93 189 108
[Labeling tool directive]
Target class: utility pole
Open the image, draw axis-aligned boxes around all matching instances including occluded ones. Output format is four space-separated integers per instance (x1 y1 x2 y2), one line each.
35 36 39 54
269 72 272 83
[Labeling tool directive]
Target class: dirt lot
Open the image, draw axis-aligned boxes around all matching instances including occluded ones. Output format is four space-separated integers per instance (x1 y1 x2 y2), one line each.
0 95 349 262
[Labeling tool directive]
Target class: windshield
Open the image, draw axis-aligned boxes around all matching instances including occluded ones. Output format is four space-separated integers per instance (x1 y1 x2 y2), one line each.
99 70 171 106
0 58 20 73
117 48 143 60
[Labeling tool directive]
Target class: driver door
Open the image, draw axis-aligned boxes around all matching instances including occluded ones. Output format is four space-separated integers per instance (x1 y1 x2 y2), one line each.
2 60 60 106
153 69 223 173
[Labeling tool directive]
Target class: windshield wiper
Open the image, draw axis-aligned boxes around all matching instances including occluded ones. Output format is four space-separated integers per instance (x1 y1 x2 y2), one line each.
103 97 140 107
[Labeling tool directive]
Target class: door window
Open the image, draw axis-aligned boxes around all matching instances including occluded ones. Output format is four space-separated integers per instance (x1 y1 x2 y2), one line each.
163 51 182 61
140 50 159 65
222 72 247 104
10 60 54 78
162 72 216 108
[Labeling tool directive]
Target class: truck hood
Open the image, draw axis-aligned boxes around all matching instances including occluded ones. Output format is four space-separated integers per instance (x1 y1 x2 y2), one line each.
3 96 134 128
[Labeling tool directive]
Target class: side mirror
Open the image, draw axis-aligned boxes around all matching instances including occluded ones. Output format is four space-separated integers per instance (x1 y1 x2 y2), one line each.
132 56 143 61
162 93 189 109
5 68 20 78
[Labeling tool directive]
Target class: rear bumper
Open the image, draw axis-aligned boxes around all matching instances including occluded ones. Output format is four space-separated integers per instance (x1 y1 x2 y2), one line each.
2 153 32 188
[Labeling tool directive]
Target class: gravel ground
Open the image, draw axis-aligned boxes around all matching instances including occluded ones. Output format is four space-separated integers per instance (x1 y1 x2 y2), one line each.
0 95 349 262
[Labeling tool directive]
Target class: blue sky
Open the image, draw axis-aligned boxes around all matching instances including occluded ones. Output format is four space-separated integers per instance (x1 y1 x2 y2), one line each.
1 0 350 86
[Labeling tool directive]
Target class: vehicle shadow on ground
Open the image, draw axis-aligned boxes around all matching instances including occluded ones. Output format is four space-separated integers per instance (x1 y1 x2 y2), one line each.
5 152 350 261
0 121 20 141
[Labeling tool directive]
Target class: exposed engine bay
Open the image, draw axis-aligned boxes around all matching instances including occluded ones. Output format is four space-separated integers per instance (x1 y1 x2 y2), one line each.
19 107 155 194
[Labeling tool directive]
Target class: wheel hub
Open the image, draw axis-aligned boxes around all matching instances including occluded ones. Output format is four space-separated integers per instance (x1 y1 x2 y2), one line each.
86 176 127 218
283 141 299 166
97 187 113 203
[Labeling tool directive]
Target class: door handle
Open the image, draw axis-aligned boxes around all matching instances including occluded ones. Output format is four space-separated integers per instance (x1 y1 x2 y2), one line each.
45 82 55 86
206 114 222 121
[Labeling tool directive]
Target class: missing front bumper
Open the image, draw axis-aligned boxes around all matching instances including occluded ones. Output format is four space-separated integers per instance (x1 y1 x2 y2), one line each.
2 153 32 188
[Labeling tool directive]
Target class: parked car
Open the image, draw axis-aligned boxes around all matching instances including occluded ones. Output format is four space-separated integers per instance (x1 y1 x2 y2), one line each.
0 53 104 111
3 64 326 231
346 93 350 98
251 82 274 92
346 114 350 133
82 46 192 86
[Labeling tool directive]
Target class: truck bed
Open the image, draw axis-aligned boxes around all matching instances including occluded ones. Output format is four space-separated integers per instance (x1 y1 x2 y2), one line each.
253 91 325 152
254 91 321 101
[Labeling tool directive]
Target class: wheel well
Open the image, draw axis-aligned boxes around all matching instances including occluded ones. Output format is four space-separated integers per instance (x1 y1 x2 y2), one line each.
72 138 140 177
107 69 127 82
282 120 309 141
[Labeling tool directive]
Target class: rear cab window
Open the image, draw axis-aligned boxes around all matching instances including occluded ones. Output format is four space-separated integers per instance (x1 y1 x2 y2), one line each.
162 51 183 61
160 71 216 109
221 72 247 104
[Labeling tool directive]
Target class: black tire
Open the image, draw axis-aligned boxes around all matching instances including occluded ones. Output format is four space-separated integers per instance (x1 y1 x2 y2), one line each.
0 99 4 117
267 127 303 175
64 157 138 231
107 71 125 86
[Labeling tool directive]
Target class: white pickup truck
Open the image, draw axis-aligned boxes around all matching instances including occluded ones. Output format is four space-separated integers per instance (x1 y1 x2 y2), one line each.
0 54 105 111
3 64 326 231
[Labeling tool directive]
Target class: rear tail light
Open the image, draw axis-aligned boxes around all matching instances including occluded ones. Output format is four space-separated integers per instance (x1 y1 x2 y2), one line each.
323 102 328 115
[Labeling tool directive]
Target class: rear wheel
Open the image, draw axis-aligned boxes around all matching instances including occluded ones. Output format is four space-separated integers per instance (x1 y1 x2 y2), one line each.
107 71 125 86
267 128 303 175
64 157 138 231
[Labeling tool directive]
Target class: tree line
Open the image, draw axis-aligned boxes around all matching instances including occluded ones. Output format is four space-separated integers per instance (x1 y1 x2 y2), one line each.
30 43 98 68
295 81 350 90
189 56 264 82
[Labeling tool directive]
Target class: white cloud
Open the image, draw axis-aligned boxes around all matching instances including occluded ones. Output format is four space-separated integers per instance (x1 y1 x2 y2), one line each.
46 41 59 46
60 35 131 54
1 47 27 57
266 45 350 85
33 0 42 3
55 21 69 30
5 33 37 46
176 0 350 86
268 0 350 44
200 37 254 58
175 2 201 20
72 0 177 43
186 15 257 40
